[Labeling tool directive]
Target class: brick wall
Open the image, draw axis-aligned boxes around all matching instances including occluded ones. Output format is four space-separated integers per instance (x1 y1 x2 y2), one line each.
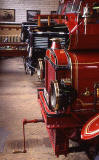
0 0 59 23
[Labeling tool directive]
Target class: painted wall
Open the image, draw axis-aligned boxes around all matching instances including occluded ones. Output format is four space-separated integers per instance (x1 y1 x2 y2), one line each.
0 0 59 23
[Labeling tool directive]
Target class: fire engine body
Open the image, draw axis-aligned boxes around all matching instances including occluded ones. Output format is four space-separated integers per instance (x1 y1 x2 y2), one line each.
37 0 99 158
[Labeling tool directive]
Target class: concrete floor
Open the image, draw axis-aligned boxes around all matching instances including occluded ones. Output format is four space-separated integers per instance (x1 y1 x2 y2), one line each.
0 57 89 160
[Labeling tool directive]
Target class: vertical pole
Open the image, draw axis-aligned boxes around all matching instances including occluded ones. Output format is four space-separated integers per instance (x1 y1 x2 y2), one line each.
38 15 41 27
48 15 51 26
23 121 27 153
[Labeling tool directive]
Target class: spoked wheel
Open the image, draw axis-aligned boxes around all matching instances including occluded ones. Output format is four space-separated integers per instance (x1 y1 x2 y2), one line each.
37 58 44 80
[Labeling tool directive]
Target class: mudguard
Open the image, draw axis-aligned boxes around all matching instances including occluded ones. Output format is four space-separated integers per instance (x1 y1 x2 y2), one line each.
81 113 99 140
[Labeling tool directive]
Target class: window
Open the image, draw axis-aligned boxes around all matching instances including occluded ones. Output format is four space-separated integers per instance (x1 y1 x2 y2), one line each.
65 0 81 13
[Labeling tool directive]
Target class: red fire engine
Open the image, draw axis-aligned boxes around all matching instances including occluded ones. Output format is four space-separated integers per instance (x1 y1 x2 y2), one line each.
23 0 99 159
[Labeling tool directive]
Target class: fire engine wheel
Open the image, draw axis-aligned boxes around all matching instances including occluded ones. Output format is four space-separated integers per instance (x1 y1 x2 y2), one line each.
29 69 33 76
37 58 44 80
50 81 60 111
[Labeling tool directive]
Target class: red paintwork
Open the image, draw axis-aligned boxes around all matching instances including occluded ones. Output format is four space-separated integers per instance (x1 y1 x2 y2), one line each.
56 0 99 50
46 49 68 66
38 0 99 157
38 89 83 157
67 18 99 50
39 46 99 156
81 113 99 140
38 90 82 127
45 48 70 93
69 51 99 111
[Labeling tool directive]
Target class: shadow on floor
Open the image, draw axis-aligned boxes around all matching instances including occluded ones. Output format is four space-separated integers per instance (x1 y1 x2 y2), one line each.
6 137 51 150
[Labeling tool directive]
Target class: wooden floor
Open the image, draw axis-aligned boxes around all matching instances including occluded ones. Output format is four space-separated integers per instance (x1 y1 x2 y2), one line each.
0 57 89 160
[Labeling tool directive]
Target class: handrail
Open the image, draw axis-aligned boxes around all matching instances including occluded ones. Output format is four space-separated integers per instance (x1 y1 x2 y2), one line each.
0 25 21 30
0 42 27 47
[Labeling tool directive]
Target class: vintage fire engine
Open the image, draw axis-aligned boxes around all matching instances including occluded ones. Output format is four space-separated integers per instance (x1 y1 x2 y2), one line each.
22 0 99 159
21 13 66 76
